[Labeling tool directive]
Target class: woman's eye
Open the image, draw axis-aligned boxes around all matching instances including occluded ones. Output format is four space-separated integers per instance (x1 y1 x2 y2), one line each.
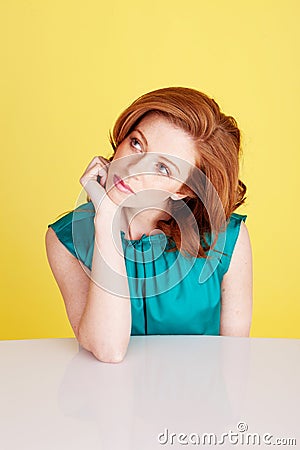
156 162 170 176
130 137 142 152
130 137 170 176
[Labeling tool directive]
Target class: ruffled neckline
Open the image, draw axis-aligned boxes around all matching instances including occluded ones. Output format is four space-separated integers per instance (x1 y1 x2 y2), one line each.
120 230 167 243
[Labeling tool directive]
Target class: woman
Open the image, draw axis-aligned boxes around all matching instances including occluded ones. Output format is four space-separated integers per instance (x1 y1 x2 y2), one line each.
46 86 253 363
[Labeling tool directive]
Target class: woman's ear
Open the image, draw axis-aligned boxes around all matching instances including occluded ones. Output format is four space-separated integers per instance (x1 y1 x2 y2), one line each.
170 192 188 201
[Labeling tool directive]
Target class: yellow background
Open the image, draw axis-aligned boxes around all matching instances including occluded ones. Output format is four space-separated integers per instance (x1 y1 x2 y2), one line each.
1 1 299 339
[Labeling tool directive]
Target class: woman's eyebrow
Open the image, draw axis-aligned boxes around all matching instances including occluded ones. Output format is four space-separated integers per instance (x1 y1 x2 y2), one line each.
135 128 180 174
135 129 148 146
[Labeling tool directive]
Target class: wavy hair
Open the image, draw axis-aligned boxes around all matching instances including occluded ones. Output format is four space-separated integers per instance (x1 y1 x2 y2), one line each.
53 86 247 259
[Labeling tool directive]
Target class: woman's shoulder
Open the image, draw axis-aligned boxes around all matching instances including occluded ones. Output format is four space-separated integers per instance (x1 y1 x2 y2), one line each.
48 201 95 228
47 201 96 268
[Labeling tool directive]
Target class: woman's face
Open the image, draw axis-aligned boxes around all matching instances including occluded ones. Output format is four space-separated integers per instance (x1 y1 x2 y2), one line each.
106 113 198 208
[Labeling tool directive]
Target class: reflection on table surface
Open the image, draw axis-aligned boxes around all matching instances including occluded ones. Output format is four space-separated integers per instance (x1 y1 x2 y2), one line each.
0 336 299 450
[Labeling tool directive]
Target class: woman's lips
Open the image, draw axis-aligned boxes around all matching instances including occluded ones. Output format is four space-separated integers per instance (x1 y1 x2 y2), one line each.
113 174 134 194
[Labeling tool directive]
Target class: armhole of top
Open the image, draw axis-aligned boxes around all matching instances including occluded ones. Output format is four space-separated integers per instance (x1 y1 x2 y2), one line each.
47 212 78 260
219 213 247 278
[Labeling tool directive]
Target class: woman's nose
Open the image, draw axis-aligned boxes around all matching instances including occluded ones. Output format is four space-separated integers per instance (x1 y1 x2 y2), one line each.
125 153 154 179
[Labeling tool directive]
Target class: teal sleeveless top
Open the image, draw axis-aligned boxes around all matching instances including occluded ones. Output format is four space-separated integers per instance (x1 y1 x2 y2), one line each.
47 201 247 336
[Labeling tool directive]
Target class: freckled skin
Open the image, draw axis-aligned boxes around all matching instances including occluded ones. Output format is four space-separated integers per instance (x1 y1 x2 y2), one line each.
103 114 198 236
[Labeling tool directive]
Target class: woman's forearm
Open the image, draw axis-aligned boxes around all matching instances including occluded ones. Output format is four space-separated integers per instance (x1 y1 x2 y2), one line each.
78 208 131 363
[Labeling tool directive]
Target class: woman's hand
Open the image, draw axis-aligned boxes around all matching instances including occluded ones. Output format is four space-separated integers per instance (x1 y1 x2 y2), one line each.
79 156 118 215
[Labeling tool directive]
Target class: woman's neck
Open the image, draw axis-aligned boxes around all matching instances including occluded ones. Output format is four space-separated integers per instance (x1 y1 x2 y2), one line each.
120 201 172 240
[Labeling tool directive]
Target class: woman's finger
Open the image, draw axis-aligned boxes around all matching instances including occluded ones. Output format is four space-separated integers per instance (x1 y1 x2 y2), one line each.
79 156 113 210
82 155 110 174
80 162 107 185
80 157 110 184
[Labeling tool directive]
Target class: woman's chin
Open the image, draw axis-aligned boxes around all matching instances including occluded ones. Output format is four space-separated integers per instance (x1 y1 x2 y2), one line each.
106 186 171 209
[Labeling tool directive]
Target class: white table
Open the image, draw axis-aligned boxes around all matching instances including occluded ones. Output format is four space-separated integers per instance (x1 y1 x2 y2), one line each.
0 336 299 450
